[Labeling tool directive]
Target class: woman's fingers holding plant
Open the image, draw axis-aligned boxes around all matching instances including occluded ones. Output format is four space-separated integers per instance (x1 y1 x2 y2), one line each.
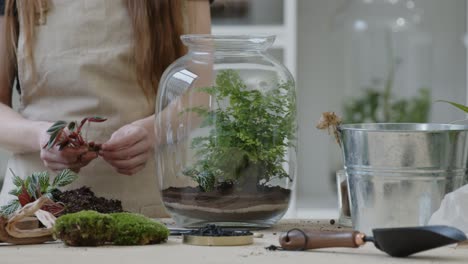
39 128 98 172
39 119 152 175
40 146 98 172
40 146 85 163
76 151 99 167
100 124 152 176
104 152 149 175
99 139 149 160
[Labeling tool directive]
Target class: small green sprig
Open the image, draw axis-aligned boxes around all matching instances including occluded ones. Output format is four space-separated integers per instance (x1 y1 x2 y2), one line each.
344 88 431 123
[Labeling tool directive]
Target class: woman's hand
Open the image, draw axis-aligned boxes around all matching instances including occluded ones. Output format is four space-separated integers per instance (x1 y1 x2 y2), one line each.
99 123 152 176
38 127 98 173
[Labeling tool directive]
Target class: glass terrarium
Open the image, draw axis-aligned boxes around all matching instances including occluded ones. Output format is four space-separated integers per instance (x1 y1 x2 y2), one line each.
155 35 296 228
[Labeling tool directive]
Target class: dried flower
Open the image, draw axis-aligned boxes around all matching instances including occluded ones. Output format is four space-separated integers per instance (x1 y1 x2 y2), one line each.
316 112 342 147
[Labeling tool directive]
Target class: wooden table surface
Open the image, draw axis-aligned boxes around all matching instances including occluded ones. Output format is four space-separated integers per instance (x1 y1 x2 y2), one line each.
1 219 467 264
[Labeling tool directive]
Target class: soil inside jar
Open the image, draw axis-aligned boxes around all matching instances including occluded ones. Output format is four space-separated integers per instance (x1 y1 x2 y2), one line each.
162 186 291 222
340 180 351 217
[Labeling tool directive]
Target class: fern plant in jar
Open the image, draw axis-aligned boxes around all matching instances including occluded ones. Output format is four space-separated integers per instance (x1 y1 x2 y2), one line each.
155 35 297 228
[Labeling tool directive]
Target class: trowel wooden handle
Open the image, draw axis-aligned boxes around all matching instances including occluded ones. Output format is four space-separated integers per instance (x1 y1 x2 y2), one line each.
279 229 366 250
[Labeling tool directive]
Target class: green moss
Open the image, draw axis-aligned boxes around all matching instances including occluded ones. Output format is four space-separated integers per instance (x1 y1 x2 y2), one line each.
54 211 169 246
54 210 114 246
110 212 169 245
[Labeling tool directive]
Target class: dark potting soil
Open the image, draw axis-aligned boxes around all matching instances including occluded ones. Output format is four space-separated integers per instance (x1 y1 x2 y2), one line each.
162 186 291 221
52 186 123 215
187 224 253 237
340 180 351 217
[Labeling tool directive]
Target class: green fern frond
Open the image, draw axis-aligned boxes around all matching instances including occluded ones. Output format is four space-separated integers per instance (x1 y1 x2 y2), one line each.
181 70 295 191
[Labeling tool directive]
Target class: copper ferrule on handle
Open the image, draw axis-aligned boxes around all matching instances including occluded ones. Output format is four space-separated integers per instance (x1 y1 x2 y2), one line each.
354 232 366 246
279 229 366 251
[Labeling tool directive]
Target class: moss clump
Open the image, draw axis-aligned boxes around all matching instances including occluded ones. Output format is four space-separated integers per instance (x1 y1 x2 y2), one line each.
54 210 114 246
110 212 169 245
53 211 169 246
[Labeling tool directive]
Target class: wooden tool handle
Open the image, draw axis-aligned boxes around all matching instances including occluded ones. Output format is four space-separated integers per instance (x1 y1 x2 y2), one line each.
279 229 366 250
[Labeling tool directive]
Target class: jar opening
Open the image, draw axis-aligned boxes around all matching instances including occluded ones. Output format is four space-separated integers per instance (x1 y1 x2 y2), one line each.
339 123 468 132
181 34 275 51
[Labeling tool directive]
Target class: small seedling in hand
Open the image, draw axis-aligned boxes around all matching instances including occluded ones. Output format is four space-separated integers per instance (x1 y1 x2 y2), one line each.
44 116 107 152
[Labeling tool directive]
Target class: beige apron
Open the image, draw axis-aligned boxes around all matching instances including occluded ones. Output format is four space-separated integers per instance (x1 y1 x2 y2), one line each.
0 0 167 217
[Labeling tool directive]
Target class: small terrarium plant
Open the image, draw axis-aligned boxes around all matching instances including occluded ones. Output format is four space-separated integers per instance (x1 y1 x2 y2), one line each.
0 169 78 245
45 116 107 151
0 168 124 245
162 69 296 223
0 170 124 218
0 169 78 217
343 57 431 123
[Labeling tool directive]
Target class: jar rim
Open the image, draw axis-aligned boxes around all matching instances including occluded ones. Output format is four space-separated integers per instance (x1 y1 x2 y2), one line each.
339 123 468 132
181 34 276 51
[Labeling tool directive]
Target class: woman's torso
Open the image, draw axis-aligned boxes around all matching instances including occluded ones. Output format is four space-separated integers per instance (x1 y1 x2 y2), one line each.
0 0 166 217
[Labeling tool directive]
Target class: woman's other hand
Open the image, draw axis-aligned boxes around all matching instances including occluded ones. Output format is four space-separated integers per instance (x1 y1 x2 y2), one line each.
99 123 152 176
38 126 98 173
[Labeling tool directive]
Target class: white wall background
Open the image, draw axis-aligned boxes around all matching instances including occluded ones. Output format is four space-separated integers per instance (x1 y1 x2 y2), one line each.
295 0 467 214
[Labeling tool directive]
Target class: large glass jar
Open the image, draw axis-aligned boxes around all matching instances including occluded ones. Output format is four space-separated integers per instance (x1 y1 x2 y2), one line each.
155 35 296 228
334 0 432 123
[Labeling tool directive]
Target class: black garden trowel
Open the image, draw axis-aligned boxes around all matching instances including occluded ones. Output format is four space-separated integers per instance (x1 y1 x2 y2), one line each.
278 225 467 257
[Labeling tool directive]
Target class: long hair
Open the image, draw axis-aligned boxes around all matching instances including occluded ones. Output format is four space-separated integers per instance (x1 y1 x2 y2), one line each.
3 0 186 97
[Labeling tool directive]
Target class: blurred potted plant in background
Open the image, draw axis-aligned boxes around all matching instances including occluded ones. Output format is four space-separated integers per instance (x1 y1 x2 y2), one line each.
343 57 431 123
335 0 432 124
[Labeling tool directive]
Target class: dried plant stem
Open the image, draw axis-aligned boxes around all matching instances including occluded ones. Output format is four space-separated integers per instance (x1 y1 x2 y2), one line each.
316 112 342 147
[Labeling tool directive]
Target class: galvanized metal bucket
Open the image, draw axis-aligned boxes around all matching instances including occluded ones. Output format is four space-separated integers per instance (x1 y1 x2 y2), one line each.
339 123 468 234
